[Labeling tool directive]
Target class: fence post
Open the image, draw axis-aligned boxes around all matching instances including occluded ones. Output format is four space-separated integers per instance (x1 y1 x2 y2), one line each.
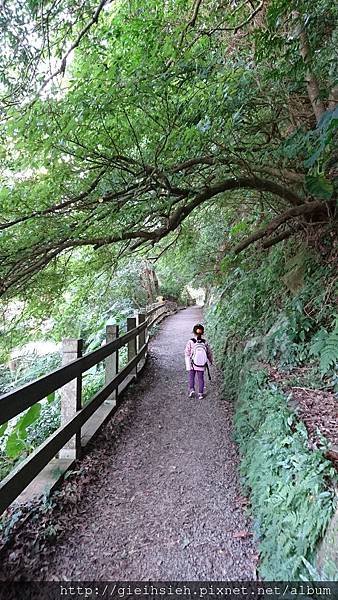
135 310 146 372
105 325 119 405
127 316 137 379
137 310 146 350
59 338 83 460
144 309 149 358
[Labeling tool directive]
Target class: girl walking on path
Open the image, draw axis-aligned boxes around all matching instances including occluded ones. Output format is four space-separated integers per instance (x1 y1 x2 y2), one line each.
185 323 213 399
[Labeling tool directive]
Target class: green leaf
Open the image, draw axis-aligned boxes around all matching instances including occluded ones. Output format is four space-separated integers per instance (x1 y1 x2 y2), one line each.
47 392 55 404
18 403 41 434
305 175 333 200
6 433 26 459
0 422 8 437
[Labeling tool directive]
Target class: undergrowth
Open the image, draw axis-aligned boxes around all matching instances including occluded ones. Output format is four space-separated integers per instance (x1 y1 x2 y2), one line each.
207 242 337 381
205 238 338 579
234 368 336 579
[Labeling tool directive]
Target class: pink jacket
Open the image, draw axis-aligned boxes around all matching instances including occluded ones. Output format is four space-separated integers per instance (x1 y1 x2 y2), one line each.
185 338 213 371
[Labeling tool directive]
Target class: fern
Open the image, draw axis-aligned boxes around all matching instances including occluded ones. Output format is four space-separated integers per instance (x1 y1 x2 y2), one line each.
310 319 338 375
233 369 337 580
320 332 338 374
308 328 327 355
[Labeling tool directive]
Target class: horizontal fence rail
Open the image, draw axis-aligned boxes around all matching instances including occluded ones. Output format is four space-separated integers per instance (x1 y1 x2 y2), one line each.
0 344 148 511
0 322 147 426
0 300 176 515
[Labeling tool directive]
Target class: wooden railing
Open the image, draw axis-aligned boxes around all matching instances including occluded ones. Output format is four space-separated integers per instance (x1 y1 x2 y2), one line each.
0 301 175 515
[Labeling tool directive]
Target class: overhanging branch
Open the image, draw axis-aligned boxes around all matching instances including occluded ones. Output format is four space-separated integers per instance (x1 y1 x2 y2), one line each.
0 176 314 296
234 200 323 254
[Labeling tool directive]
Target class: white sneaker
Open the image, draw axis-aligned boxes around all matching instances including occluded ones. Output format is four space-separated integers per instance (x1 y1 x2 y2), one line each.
198 393 204 400
189 389 195 398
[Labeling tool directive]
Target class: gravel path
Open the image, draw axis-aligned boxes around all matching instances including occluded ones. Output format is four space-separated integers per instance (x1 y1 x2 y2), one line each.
0 307 257 580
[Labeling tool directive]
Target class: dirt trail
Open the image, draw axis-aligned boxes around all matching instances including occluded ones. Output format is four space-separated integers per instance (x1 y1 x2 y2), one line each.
0 307 257 580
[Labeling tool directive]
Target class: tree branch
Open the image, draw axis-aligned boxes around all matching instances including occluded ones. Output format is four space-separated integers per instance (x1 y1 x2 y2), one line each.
188 0 203 28
251 166 305 185
0 169 106 230
0 176 311 296
234 200 323 254
36 0 113 98
225 1 264 34
261 226 301 249
203 1 264 36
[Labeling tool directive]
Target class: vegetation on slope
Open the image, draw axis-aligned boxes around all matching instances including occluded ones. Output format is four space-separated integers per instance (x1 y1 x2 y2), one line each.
205 240 337 579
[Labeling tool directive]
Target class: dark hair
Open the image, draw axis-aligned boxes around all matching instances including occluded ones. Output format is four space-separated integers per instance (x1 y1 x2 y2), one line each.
193 323 204 339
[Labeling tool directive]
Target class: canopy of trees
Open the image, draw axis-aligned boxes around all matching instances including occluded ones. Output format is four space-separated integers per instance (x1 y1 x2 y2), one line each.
0 0 337 301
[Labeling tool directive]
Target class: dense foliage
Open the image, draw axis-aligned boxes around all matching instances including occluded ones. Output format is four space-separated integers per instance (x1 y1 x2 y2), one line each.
0 0 337 579
234 369 336 580
0 0 337 302
1 0 337 370
205 238 337 579
206 242 338 390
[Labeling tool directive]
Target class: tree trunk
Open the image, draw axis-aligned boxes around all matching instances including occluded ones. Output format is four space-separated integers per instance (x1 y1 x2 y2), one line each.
297 16 326 124
141 263 160 303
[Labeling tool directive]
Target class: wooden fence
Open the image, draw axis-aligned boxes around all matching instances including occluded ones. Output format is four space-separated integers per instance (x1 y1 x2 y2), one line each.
0 301 175 515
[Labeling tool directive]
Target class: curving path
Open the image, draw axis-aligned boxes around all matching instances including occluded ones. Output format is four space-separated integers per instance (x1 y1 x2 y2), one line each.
0 307 257 580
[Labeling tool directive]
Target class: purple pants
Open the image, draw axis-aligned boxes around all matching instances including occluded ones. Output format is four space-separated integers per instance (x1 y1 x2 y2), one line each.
189 369 205 394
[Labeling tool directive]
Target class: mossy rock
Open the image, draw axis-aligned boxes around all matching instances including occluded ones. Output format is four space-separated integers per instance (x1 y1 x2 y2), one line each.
282 264 305 294
282 249 314 294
